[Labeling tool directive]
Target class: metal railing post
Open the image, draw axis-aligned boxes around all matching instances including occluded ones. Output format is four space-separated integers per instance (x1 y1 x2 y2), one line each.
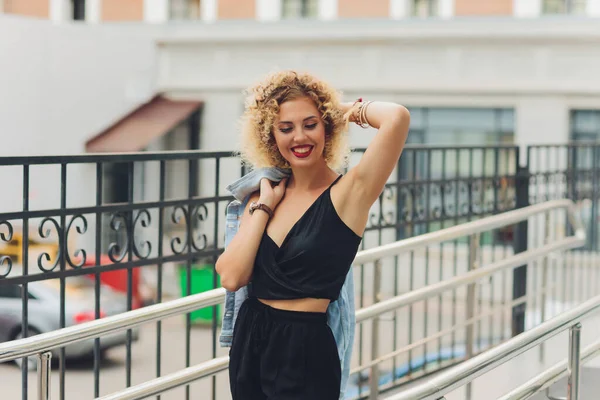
567 323 582 400
465 233 480 400
540 211 551 363
38 352 52 400
369 258 382 400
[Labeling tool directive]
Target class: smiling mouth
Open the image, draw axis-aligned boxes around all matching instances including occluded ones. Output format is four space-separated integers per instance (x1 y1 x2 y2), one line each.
291 145 313 158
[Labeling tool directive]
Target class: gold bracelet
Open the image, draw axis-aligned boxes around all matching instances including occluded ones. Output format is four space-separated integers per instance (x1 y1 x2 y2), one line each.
362 101 372 127
352 98 370 129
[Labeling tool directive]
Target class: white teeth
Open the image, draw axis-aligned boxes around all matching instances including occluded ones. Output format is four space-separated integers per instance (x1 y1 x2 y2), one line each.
293 146 311 154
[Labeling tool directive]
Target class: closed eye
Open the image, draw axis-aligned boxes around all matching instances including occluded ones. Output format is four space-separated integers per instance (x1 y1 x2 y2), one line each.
279 127 293 133
305 123 317 129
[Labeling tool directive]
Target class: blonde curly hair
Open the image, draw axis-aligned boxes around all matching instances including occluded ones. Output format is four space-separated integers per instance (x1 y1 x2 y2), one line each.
238 70 350 170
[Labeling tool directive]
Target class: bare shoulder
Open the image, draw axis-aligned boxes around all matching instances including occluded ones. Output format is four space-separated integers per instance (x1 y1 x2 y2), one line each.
330 170 370 237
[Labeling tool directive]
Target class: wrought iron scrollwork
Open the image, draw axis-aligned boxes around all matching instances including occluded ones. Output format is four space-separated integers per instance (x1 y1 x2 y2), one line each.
38 217 61 272
191 204 209 252
430 183 443 219
367 185 396 227
37 215 89 271
65 215 88 268
398 186 412 222
0 220 13 278
414 185 426 221
132 210 152 259
170 206 189 254
442 181 457 218
108 212 129 263
458 181 470 216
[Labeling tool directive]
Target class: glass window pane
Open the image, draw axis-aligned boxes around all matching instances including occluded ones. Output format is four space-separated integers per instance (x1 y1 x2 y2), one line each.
282 0 318 18
543 0 587 14
170 0 202 20
498 109 515 132
412 0 438 17
427 108 497 130
573 110 600 134
408 107 425 129
543 0 567 14
572 110 600 141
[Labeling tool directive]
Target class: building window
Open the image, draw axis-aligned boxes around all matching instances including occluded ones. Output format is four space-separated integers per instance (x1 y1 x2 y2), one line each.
412 0 438 17
282 0 319 19
170 0 202 20
542 0 587 14
73 0 85 20
571 110 600 142
407 107 515 177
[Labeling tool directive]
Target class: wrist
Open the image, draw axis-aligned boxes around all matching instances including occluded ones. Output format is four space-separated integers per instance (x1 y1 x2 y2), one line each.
350 98 372 128
249 201 274 218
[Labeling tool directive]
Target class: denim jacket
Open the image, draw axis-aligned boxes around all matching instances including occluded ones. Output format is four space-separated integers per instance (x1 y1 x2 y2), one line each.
218 167 356 399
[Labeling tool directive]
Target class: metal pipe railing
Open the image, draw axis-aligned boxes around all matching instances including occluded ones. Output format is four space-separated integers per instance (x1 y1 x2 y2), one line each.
386 294 600 400
0 288 225 363
0 199 584 400
95 357 230 400
498 337 600 400
353 199 584 265
354 235 583 323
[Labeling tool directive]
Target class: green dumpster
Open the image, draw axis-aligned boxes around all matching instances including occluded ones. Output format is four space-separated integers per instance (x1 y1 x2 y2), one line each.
178 264 221 325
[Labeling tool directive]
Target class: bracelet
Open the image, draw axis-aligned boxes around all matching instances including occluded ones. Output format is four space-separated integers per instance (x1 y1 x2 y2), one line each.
352 98 372 129
249 201 274 218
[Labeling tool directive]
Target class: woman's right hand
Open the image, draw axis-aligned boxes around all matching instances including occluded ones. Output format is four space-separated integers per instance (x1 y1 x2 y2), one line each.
258 178 287 210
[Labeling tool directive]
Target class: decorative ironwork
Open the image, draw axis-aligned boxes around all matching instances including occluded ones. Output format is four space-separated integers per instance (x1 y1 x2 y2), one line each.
0 144 596 400
132 210 152 259
108 212 129 263
170 206 190 255
191 204 209 252
37 217 61 272
0 220 13 278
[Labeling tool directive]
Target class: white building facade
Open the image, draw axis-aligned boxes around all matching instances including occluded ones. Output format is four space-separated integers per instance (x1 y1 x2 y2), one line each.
1 14 600 225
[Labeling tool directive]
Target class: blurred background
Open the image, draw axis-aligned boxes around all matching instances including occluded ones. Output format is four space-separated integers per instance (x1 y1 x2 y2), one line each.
1 1 600 400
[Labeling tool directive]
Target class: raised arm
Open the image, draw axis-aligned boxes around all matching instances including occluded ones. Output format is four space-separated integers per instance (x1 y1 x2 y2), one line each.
343 100 410 206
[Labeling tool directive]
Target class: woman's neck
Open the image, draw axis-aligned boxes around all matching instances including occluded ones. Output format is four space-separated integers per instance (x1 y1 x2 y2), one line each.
287 161 338 191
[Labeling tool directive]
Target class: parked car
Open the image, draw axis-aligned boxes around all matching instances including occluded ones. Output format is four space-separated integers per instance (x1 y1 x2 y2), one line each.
0 275 140 370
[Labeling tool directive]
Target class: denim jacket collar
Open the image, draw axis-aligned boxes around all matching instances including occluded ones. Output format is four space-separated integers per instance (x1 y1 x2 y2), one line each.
226 167 291 201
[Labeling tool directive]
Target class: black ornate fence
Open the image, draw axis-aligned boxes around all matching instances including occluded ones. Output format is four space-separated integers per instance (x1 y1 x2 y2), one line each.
0 143 598 400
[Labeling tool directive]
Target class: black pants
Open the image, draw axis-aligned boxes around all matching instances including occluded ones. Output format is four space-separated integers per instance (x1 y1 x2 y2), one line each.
229 297 341 400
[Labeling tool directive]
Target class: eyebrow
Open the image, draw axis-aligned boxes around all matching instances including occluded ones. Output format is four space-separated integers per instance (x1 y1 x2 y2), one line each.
278 116 318 124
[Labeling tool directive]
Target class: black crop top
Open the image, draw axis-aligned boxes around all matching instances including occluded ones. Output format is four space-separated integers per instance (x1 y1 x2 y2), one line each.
249 175 362 301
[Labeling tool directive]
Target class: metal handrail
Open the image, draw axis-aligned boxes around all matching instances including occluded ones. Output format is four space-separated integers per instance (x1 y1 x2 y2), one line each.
96 357 230 400
97 232 585 400
353 199 584 265
0 199 584 400
0 289 226 363
0 199 581 364
386 294 600 400
355 235 582 323
497 338 600 400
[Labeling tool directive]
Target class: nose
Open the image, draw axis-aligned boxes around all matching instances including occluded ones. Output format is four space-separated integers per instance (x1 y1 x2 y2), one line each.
293 129 309 143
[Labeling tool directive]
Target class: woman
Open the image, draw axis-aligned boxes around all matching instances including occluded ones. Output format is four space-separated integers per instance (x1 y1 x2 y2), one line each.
216 70 410 399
